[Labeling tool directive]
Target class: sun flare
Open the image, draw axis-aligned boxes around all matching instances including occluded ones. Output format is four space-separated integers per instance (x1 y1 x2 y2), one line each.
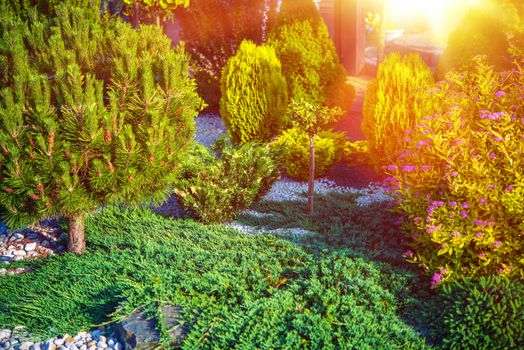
386 0 482 43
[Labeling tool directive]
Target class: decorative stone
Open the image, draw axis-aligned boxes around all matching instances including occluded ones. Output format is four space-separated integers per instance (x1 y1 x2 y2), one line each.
13 249 27 256
24 243 37 251
20 341 34 350
115 305 187 349
54 338 65 346
0 329 11 340
112 344 122 350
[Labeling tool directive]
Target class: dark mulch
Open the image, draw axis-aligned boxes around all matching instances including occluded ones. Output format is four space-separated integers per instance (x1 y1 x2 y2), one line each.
324 162 385 188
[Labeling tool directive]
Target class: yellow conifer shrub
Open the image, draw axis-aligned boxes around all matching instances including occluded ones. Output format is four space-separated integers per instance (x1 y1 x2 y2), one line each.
362 52 435 166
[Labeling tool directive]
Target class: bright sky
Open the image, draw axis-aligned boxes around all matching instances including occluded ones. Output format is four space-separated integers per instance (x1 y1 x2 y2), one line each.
386 0 481 43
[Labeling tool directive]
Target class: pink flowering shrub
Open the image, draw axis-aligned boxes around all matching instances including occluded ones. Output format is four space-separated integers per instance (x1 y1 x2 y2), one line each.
388 57 524 284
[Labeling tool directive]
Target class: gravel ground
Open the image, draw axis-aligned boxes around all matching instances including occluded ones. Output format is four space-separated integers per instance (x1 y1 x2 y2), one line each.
0 327 122 350
194 113 226 147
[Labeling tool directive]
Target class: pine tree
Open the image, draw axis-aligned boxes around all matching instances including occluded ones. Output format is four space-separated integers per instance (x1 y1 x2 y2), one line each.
0 1 203 253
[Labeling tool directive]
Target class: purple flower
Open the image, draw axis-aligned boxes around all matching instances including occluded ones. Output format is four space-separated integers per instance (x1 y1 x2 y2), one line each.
431 272 442 287
488 184 496 189
493 240 502 247
460 211 469 218
403 249 414 258
449 201 457 207
506 185 514 191
479 198 487 204
489 152 496 159
416 140 430 148
462 203 470 209
449 171 459 177
420 165 431 171
387 165 398 171
426 225 439 234
452 231 461 237
494 90 506 97
476 232 483 238
493 136 503 141
478 253 486 258
402 165 417 172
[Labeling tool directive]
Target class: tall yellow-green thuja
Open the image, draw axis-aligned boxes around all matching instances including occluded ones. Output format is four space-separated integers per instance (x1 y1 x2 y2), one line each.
362 52 434 166
220 40 288 144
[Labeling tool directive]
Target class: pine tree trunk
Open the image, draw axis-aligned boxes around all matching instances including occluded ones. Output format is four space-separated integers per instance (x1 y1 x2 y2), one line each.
67 214 86 254
132 1 139 28
307 133 315 214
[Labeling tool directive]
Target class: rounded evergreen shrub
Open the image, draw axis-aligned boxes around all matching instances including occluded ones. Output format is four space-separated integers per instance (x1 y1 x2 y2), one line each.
435 9 511 81
427 276 524 349
267 4 354 113
220 40 288 144
361 52 434 166
174 141 280 224
272 127 346 181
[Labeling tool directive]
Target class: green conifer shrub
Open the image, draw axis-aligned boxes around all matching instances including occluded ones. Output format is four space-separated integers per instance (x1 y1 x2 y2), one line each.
220 40 288 144
174 142 280 224
361 52 434 166
267 3 354 113
435 9 511 81
0 1 203 253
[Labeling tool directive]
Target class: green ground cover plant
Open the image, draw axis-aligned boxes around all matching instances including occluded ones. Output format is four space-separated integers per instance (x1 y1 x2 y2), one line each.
0 202 433 349
426 276 524 349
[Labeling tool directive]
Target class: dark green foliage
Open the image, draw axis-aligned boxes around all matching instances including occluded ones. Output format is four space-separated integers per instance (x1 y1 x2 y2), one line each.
173 141 280 224
220 40 288 144
274 0 321 29
0 2 202 236
435 9 511 80
0 205 430 348
267 9 354 113
174 0 266 111
426 276 524 349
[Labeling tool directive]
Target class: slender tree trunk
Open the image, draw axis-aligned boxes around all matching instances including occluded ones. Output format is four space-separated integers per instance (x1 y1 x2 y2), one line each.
307 133 315 214
67 214 86 254
377 0 386 65
132 1 139 28
154 10 161 28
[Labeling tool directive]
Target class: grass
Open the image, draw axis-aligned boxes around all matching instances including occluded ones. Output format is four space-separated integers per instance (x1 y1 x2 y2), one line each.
0 194 436 349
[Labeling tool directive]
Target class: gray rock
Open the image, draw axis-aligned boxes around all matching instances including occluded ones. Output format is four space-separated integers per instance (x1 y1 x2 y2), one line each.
20 341 34 350
115 305 187 349
54 338 65 346
13 249 27 256
0 329 11 340
96 342 107 349
24 243 37 251
14 233 24 240
112 344 122 350
106 339 115 348
31 343 42 350
97 336 106 344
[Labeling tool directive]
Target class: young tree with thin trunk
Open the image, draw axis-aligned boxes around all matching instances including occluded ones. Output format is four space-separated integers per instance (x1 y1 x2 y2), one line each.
0 1 202 254
288 100 343 214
